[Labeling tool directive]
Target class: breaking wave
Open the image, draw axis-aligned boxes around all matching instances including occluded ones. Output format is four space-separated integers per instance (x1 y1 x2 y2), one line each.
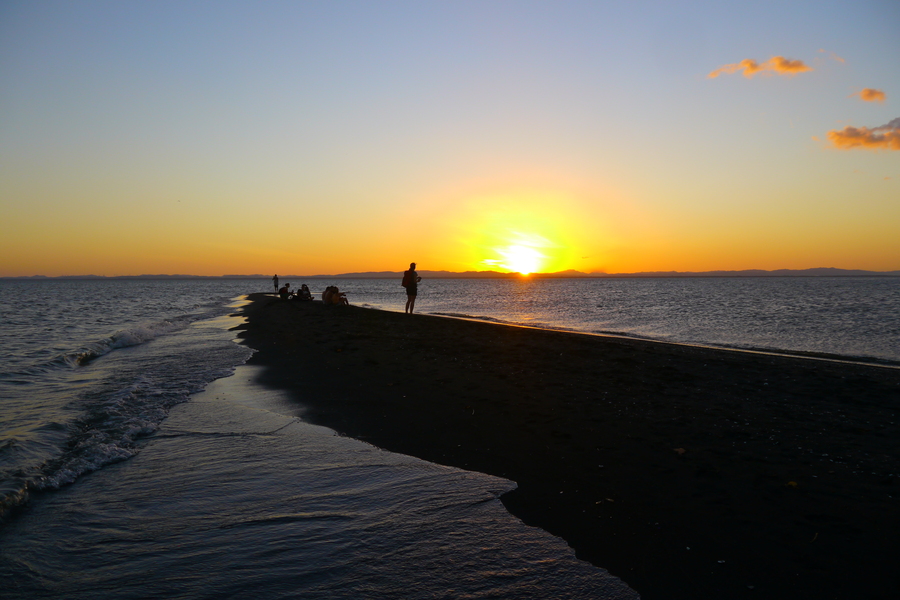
0 286 254 526
63 319 188 367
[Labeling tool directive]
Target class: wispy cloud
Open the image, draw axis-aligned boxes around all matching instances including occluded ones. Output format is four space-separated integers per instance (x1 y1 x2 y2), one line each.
708 56 813 79
818 49 845 63
826 118 900 151
851 88 886 103
874 118 900 132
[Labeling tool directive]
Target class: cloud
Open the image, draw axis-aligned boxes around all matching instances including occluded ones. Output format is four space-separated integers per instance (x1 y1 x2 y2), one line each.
851 88 886 103
875 117 900 131
708 56 813 79
818 49 845 63
826 118 900 151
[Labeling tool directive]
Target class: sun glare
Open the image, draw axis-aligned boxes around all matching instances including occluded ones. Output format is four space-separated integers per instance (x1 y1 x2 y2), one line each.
491 244 545 274
481 231 555 274
444 189 589 274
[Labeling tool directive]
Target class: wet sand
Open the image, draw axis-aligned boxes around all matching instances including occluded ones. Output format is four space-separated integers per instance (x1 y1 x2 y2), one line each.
234 294 900 600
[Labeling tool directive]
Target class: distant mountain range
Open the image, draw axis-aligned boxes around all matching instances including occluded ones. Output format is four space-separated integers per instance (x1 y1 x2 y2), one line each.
329 267 900 279
4 268 900 280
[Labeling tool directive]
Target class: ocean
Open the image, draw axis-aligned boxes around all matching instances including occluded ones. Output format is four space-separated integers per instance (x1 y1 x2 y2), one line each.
1 276 898 598
335 276 900 364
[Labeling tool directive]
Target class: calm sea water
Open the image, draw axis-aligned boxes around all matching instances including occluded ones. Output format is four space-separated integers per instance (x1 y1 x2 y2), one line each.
326 276 900 363
1 276 897 598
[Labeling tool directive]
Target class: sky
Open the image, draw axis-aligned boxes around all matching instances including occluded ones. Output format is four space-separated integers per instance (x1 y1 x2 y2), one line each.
1 0 898 277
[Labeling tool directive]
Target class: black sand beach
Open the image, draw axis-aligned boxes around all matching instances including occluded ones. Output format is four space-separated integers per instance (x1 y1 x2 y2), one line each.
235 294 900 600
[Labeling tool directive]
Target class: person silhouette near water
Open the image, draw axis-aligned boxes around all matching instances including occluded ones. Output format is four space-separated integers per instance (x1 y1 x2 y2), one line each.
322 285 349 305
402 262 421 314
273 274 279 293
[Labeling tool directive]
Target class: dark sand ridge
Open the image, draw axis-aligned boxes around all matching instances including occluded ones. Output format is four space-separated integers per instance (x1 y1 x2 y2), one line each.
234 294 899 600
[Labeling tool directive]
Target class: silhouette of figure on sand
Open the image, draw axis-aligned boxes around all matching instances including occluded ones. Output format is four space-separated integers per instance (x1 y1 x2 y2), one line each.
272 274 279 293
293 284 312 301
322 286 349 306
401 262 421 314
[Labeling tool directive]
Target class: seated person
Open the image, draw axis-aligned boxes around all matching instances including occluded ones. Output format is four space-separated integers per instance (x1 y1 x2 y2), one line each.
294 284 312 301
322 286 349 305
278 284 291 300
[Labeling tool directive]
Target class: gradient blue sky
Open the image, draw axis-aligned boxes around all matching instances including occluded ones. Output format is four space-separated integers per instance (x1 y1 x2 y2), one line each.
2 0 898 276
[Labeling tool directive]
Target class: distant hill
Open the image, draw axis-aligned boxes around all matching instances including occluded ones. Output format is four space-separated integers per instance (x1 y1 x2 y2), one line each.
2 274 272 280
4 268 899 280
320 268 900 279
587 268 900 278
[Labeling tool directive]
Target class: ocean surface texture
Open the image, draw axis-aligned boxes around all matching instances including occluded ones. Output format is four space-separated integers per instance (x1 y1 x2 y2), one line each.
1 276 897 598
344 276 900 364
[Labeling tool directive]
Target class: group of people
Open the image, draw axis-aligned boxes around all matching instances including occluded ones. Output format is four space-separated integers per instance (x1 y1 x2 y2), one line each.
271 261 421 312
274 277 314 302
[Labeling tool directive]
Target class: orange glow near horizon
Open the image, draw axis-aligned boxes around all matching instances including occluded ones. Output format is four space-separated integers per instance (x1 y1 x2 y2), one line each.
483 233 551 275
435 189 597 275
2 173 898 277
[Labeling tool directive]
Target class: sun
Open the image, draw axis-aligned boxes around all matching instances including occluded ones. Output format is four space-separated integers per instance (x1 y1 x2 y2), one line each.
495 244 545 275
442 189 589 274
481 231 553 274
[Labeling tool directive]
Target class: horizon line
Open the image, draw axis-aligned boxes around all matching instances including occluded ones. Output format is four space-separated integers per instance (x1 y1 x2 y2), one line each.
3 267 900 279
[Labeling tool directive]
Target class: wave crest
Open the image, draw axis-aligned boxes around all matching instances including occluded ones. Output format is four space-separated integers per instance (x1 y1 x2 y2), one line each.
64 321 183 367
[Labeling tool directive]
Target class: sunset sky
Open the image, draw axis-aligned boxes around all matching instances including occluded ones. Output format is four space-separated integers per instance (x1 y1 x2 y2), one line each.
2 1 898 277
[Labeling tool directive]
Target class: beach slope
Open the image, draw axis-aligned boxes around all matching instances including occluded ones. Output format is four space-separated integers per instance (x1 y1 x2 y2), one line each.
235 294 899 600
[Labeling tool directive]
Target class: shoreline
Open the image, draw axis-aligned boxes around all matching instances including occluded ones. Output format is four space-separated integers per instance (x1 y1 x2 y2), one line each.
234 294 900 600
428 310 900 369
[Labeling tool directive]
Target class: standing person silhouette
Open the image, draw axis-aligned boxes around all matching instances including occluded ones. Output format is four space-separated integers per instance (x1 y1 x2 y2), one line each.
402 262 422 314
272 274 279 293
